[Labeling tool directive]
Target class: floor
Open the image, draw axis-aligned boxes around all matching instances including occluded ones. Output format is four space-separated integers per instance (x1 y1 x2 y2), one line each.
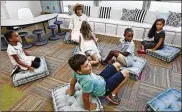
1 23 181 111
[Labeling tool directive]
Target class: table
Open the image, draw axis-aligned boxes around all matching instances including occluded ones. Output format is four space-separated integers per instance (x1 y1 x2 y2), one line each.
1 13 58 33
1 13 58 46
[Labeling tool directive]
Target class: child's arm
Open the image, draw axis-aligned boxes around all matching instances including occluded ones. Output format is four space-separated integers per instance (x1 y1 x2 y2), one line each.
67 77 77 96
151 37 165 51
91 32 98 47
82 93 97 110
79 35 82 51
12 54 34 71
23 49 31 56
118 51 130 57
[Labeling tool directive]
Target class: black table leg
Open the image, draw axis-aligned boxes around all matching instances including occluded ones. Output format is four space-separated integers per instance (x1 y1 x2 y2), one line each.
42 22 46 33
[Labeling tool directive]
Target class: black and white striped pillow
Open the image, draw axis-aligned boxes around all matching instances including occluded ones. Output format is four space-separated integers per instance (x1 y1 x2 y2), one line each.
134 9 147 23
83 5 91 17
99 6 111 19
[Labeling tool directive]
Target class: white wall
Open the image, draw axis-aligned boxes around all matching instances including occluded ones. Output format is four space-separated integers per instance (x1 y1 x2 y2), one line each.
149 1 181 13
3 1 42 19
1 1 10 19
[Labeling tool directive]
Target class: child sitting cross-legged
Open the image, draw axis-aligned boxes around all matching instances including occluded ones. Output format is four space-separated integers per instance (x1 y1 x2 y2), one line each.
101 28 135 67
67 54 129 110
5 30 41 74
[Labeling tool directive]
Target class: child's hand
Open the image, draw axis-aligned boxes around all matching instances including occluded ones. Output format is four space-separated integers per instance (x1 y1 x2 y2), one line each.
151 48 156 52
66 88 74 96
89 102 97 110
28 66 34 72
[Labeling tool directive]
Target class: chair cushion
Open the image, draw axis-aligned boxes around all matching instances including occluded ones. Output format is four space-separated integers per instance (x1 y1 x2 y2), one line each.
120 56 147 80
83 5 91 17
147 88 181 111
47 25 57 29
52 83 104 111
90 6 100 18
134 8 147 23
68 5 74 16
32 29 44 34
99 6 111 19
18 32 28 37
54 21 63 25
110 9 122 20
121 8 136 21
166 11 181 27
13 56 49 86
146 45 180 62
143 11 157 24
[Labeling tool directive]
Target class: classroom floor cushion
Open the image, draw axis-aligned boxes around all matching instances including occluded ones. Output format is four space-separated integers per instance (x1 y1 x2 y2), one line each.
13 56 49 86
146 45 180 62
52 83 104 111
146 88 181 111
120 56 147 80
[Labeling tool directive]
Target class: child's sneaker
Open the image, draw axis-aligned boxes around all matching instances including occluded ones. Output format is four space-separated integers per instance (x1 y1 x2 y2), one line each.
137 49 146 54
10 66 20 77
106 94 121 105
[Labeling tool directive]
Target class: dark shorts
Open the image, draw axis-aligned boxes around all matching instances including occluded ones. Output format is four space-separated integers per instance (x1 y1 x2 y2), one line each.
99 64 125 96
31 57 41 68
141 41 163 50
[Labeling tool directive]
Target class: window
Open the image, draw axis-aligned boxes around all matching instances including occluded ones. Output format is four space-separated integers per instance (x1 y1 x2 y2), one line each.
149 1 181 13
62 1 94 12
99 1 143 9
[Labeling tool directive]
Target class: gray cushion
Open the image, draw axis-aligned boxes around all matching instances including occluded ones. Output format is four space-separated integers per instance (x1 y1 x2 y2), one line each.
13 56 49 86
143 11 157 24
147 88 181 111
52 83 104 111
110 9 122 20
146 45 180 62
166 11 181 27
68 5 74 16
90 6 99 18
120 56 147 81
121 8 136 21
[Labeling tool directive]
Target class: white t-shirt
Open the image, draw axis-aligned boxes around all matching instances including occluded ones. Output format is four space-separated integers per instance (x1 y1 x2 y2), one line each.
69 14 88 42
69 14 88 32
79 32 98 52
119 39 135 66
7 42 35 70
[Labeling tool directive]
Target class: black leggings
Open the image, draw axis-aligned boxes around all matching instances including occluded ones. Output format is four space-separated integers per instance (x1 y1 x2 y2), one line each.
31 57 41 68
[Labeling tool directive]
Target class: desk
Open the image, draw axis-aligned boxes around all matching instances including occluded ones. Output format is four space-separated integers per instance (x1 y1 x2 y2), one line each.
1 13 58 33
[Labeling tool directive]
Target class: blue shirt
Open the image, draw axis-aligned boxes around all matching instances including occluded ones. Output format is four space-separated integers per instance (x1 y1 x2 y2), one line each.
73 72 106 96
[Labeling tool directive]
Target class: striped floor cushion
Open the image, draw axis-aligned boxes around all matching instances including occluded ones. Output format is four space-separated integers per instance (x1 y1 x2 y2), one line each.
146 45 180 62
120 56 147 80
13 56 49 86
52 83 104 111
146 88 181 111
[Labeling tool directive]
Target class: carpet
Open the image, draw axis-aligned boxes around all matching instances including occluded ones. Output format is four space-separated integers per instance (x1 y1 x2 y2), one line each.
1 84 24 111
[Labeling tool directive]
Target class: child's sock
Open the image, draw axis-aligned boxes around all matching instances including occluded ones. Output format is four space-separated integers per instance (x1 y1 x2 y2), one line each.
111 93 116 96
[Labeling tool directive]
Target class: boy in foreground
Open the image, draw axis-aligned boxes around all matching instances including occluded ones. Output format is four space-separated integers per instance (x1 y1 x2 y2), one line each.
67 54 129 110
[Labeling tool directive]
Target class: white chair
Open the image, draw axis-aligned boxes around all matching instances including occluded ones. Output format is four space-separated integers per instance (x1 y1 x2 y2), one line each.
17 8 47 46
18 8 38 29
18 8 34 20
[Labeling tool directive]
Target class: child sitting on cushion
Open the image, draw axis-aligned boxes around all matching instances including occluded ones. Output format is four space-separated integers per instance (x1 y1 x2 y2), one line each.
101 28 135 67
138 18 165 53
65 3 99 44
5 31 40 74
78 21 101 65
67 54 129 110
